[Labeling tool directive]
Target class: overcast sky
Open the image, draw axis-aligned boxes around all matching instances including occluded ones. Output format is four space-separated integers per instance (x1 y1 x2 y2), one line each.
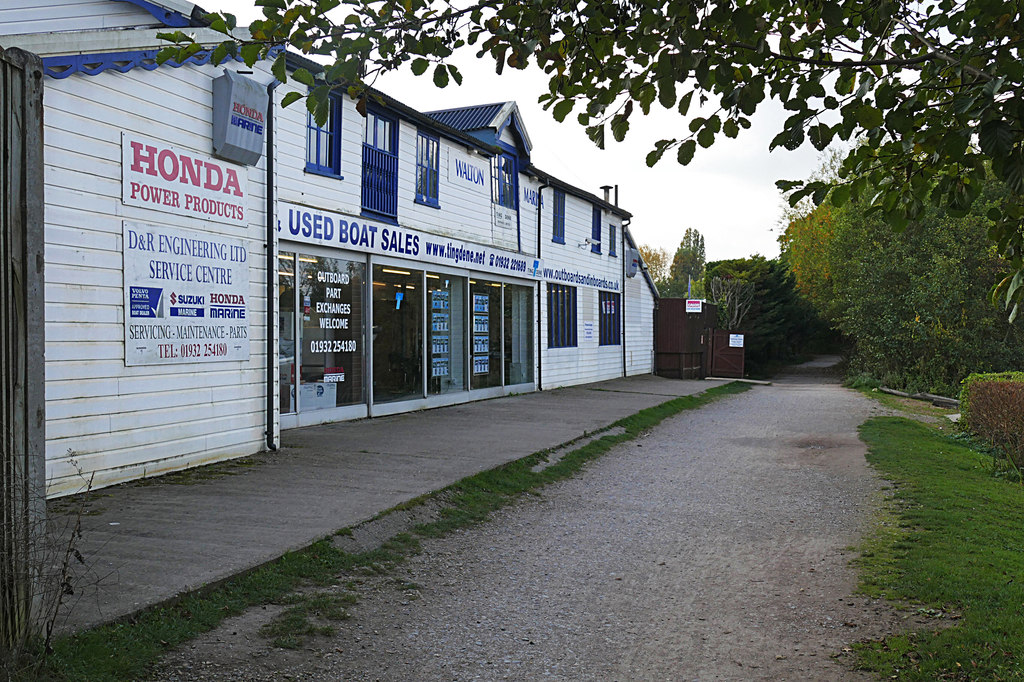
218 1 825 263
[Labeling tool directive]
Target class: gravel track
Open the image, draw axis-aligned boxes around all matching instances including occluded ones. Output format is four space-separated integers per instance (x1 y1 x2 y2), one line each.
158 369 915 681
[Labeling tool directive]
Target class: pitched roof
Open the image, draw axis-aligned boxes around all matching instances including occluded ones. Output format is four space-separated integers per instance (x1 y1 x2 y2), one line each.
426 102 507 131
428 101 532 154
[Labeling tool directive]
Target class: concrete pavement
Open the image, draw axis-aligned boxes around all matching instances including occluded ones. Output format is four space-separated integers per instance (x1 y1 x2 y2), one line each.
50 374 723 634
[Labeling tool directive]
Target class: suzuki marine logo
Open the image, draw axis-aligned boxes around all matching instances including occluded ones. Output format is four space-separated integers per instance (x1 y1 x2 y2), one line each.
170 293 205 306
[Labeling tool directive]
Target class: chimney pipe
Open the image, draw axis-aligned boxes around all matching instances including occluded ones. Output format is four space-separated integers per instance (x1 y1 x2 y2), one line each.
600 184 612 202
614 184 619 206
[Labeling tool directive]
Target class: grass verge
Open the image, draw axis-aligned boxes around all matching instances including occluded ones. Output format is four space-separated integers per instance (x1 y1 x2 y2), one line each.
36 381 750 682
854 417 1024 680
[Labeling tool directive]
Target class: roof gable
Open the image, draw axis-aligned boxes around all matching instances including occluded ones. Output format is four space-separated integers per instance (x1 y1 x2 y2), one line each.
427 101 532 159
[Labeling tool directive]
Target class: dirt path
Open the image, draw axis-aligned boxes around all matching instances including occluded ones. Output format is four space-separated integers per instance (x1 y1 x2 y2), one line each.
158 367 919 681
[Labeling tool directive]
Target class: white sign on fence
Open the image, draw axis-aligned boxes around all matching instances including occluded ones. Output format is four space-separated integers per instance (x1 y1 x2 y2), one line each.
729 333 745 348
123 221 250 365
686 299 702 313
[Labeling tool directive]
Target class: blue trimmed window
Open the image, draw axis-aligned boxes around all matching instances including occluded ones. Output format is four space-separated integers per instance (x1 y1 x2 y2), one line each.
362 110 398 218
599 291 621 345
306 94 342 177
609 224 617 256
552 190 565 244
591 205 602 253
492 154 517 209
415 132 440 207
547 284 577 348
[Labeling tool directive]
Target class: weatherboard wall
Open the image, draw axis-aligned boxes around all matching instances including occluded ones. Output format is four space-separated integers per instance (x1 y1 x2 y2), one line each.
538 195 629 390
42 61 272 497
0 0 161 35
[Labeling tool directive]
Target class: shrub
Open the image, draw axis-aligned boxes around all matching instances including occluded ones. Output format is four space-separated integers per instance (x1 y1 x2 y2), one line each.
960 372 1024 466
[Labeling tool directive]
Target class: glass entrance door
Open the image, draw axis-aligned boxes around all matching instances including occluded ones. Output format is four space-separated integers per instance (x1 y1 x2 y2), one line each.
372 265 423 403
427 273 466 394
504 283 534 385
470 279 502 389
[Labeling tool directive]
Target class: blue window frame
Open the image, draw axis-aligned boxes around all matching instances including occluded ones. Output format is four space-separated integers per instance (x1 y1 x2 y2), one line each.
591 205 602 253
609 224 617 257
362 110 398 218
599 291 621 345
547 284 577 348
492 154 517 209
306 94 342 177
552 190 565 244
415 132 440 207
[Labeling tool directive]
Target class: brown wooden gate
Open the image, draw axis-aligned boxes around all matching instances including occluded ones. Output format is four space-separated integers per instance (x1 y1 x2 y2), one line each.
655 298 717 379
710 330 745 378
1 46 46 644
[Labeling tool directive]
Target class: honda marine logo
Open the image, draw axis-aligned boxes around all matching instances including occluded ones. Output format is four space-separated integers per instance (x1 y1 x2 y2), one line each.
210 293 245 305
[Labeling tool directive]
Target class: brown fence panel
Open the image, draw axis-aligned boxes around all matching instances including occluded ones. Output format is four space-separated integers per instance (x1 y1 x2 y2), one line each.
1 46 46 646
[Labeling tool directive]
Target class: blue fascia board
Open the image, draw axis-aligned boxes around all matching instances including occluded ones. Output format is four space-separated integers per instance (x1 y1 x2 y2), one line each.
40 45 283 79
110 0 193 27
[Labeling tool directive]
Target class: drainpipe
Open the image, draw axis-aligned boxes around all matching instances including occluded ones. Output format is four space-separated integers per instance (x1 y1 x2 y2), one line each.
536 181 550 391
621 217 630 379
265 78 281 451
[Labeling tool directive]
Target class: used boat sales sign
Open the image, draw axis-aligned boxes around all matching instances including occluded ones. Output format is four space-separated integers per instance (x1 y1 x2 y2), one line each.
123 221 250 365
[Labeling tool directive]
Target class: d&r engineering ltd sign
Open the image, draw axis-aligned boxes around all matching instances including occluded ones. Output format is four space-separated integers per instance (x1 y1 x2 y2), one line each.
123 222 250 365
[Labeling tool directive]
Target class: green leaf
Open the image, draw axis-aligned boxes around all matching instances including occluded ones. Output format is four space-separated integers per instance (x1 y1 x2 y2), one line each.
676 139 696 165
552 99 574 122
646 147 667 167
809 123 831 151
211 43 228 67
677 91 693 116
272 52 287 84
732 8 756 40
281 91 303 108
448 64 463 85
240 43 262 67
697 127 715 149
410 58 429 76
155 46 178 65
856 105 884 129
611 114 629 142
830 183 851 207
433 64 449 87
658 77 676 109
723 119 739 139
292 67 315 87
979 119 1013 158
820 2 843 27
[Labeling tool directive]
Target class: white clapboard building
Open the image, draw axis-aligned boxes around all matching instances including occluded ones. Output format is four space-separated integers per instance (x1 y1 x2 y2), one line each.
0 0 658 497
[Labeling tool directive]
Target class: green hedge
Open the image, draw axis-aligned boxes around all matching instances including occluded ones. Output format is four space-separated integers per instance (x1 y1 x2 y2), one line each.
960 371 1024 465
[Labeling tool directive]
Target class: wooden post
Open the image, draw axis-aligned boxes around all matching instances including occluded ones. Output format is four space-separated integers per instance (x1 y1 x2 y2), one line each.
1 46 46 651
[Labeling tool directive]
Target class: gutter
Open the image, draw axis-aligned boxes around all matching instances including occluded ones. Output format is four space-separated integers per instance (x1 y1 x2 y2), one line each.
265 78 281 451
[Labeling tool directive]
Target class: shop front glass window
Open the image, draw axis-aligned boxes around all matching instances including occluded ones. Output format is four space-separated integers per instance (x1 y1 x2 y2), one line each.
470 279 502 389
427 273 466 395
503 284 534 385
373 265 423 402
298 254 365 409
279 251 296 414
